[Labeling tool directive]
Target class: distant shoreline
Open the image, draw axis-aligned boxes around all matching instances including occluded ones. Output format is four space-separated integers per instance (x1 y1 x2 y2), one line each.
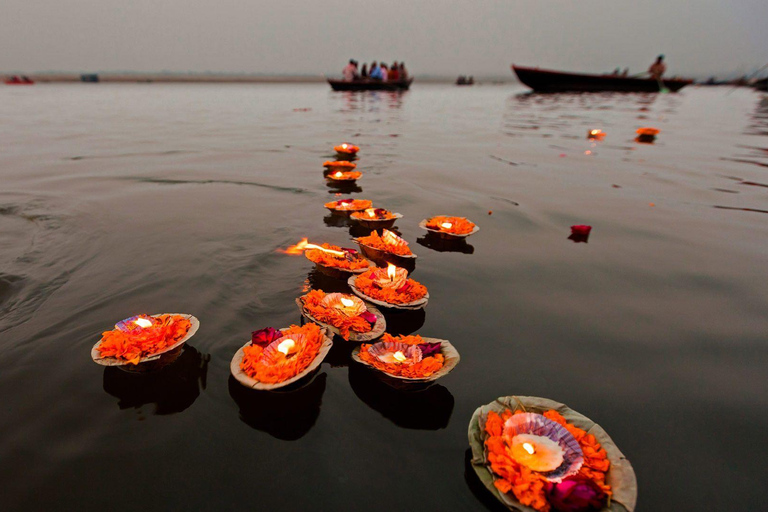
2 73 518 84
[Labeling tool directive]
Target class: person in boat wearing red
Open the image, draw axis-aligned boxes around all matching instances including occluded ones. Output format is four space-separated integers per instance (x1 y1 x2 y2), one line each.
648 55 666 79
389 62 400 82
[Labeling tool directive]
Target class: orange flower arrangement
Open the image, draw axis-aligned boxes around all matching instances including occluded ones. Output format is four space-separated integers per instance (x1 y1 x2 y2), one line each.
240 323 323 384
323 160 357 169
351 208 396 221
324 199 372 212
354 268 427 304
425 216 476 235
636 127 660 136
327 170 362 181
96 314 192 364
305 243 370 271
357 230 412 256
358 334 444 378
483 409 611 512
334 143 359 155
301 290 373 340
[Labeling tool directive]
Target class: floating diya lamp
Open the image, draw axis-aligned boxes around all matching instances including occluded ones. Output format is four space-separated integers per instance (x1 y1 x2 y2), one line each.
569 224 592 243
91 313 200 372
636 127 660 144
326 170 362 182
324 198 373 215
587 129 606 141
230 323 333 390
468 395 638 512
355 229 417 266
334 142 359 157
350 207 403 230
297 290 386 341
419 215 479 240
352 333 460 383
323 160 357 170
347 263 429 310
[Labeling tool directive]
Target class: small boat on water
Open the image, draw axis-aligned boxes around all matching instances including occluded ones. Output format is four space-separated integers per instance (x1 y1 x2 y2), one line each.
755 78 768 92
512 65 692 93
4 75 34 85
456 76 474 86
328 78 413 91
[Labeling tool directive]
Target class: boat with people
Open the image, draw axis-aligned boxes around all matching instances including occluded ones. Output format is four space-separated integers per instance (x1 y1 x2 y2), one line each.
512 65 692 93
328 78 413 91
4 75 34 85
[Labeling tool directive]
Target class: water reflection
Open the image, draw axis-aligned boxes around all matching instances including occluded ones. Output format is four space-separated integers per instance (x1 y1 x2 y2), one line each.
102 345 209 415
416 234 475 254
326 181 363 194
348 364 453 429
305 268 355 293
228 372 326 440
323 213 355 228
380 308 425 336
336 90 407 113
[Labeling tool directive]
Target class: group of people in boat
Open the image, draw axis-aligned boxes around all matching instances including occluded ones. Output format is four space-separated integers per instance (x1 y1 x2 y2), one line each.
4 75 34 84
342 60 409 82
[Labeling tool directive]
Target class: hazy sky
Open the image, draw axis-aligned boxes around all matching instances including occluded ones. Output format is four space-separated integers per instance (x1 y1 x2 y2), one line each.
2 0 766 77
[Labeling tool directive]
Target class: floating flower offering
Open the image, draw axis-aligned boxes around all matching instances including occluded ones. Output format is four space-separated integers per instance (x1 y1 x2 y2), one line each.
353 333 460 381
334 143 359 155
587 129 606 141
348 263 429 310
324 198 373 214
350 208 403 229
469 396 637 512
420 215 479 239
297 290 385 341
92 313 199 366
302 242 371 273
635 127 659 144
356 229 414 257
231 323 333 390
326 170 362 182
323 160 357 169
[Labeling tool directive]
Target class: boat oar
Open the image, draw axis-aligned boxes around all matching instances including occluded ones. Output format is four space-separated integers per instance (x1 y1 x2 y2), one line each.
656 77 670 93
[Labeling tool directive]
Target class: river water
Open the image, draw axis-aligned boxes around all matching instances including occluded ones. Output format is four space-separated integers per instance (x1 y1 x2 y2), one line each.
0 83 766 511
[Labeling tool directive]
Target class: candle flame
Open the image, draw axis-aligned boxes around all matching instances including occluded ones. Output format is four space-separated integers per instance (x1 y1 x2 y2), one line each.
277 338 296 356
393 351 406 362
365 208 376 218
523 443 535 455
590 129 601 136
441 222 453 229
387 263 397 281
341 143 348 149
134 318 153 328
279 238 345 257
340 297 355 307
334 171 343 178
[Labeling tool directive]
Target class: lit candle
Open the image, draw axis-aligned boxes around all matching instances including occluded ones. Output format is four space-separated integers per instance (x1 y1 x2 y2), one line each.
393 351 406 363
341 143 348 150
441 222 453 229
366 208 376 218
340 297 355 308
134 318 153 328
334 171 343 178
277 338 296 356
509 434 565 472
387 263 396 283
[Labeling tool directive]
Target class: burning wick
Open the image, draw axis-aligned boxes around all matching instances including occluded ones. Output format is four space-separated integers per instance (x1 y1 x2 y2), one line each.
366 208 376 218
387 263 397 283
341 144 348 149
393 351 406 363
334 171 343 178
590 129 601 136
134 318 153 328
340 298 355 308
441 222 453 229
277 339 296 356
523 443 535 455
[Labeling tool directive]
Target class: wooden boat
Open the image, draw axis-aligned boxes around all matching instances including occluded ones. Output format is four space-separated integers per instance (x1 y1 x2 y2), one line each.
4 76 34 85
755 78 768 92
328 78 413 91
512 65 692 93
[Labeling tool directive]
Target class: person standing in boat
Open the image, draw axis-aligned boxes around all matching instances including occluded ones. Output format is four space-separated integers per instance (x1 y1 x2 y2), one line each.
370 61 383 80
342 59 358 81
648 55 666 79
389 62 400 82
399 62 408 80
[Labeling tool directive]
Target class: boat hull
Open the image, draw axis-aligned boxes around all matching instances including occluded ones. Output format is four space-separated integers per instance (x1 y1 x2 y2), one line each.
512 65 691 93
328 79 413 91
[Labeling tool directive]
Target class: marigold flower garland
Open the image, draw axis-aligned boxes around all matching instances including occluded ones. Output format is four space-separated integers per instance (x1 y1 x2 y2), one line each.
358 334 445 378
354 268 427 304
97 314 192 364
240 324 323 384
357 230 413 256
300 290 375 340
305 243 370 271
426 216 476 235
483 409 611 512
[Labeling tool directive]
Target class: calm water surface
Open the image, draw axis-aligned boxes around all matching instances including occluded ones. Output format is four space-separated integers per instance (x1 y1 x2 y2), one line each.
1 83 767 511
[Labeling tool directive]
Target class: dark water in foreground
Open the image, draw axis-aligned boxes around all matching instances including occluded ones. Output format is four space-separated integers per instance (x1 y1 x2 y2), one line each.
1 83 767 511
